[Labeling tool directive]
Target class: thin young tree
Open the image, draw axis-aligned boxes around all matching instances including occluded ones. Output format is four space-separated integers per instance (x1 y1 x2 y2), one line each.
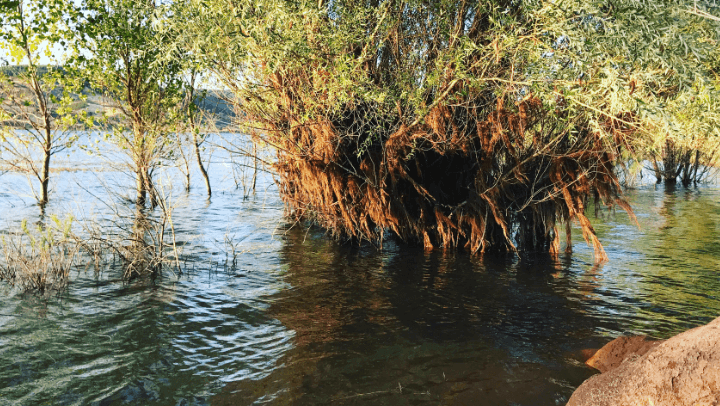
71 0 184 207
0 0 84 207
180 69 212 197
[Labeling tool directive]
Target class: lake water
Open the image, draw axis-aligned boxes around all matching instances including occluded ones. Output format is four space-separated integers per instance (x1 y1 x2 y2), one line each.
1 142 719 405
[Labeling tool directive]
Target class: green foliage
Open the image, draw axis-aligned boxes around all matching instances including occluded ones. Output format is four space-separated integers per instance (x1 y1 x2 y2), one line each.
0 0 78 64
165 0 720 258
0 0 86 204
71 0 185 131
0 1 20 10
68 0 188 205
173 0 719 155
535 0 720 164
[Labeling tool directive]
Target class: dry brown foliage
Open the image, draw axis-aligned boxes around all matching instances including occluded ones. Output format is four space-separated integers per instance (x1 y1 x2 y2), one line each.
211 2 640 263
256 75 636 263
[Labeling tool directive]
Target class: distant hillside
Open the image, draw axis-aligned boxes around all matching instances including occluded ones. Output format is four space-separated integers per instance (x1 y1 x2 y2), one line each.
80 90 237 130
0 65 55 77
196 91 238 129
1 65 238 130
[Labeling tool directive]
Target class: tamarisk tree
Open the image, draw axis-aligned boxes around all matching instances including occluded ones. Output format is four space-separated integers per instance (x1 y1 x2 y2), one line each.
176 0 720 262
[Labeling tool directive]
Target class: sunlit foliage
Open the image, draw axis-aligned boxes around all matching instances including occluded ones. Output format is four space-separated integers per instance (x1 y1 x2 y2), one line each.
0 0 85 205
165 0 718 262
69 0 185 207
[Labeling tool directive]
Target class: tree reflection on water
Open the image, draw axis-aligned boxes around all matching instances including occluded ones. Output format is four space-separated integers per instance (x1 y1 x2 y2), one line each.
213 227 605 405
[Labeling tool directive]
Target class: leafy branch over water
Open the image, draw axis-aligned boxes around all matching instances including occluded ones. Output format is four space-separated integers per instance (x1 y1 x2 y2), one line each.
1 0 719 267
170 0 720 262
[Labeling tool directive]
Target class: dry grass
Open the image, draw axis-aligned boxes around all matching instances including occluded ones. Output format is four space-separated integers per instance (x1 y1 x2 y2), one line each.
0 179 186 292
0 216 78 293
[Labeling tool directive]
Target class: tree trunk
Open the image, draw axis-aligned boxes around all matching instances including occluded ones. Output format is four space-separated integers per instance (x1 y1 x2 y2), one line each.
134 125 152 207
662 140 678 185
680 151 693 187
251 141 257 194
692 150 701 185
40 148 50 205
40 122 52 206
145 169 158 208
136 166 147 207
185 72 211 197
175 132 191 192
651 157 662 184
19 3 54 207
30 62 52 206
193 131 211 197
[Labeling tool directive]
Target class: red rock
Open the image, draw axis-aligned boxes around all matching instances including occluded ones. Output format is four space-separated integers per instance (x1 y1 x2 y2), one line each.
585 335 664 373
568 316 720 406
579 348 600 363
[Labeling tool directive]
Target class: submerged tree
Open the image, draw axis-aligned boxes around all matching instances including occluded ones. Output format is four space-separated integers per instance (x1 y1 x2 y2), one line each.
648 85 720 186
71 0 184 207
647 4 720 186
175 0 719 262
0 0 84 207
175 69 212 197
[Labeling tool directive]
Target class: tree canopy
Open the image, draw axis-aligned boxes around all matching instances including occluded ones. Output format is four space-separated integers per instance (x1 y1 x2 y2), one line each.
2 0 718 260
164 0 720 261
70 0 186 206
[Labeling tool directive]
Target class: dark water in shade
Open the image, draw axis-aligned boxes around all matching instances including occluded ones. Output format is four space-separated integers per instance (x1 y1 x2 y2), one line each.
1 149 720 405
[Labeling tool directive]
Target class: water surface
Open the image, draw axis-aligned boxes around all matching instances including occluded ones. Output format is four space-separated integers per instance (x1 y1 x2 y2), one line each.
1 155 719 405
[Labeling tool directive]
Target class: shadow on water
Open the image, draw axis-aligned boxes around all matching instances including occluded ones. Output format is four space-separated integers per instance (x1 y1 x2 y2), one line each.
213 229 612 406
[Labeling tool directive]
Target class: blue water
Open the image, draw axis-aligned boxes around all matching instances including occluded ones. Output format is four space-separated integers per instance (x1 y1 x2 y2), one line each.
1 140 719 405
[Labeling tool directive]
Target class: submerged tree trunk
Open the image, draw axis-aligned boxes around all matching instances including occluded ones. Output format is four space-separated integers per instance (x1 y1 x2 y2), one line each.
31 65 53 206
136 167 148 207
251 141 257 194
692 150 701 185
651 157 663 184
175 132 192 192
183 72 211 197
133 125 156 208
660 140 704 187
40 119 52 206
122 206 161 279
40 146 50 205
663 140 678 185
135 166 157 208
23 5 54 207
680 150 693 187
193 130 212 197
